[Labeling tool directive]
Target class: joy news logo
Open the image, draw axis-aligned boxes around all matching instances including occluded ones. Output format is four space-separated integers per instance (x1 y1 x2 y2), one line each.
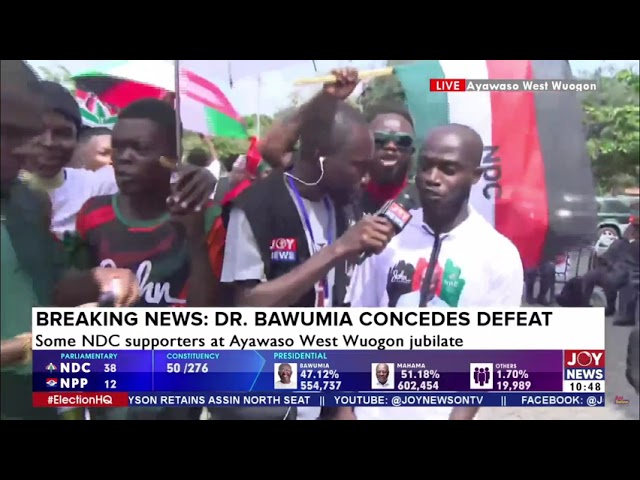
564 350 605 368
270 238 297 262
563 350 606 381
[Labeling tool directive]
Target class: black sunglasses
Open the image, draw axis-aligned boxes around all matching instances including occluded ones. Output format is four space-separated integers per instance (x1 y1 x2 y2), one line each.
373 131 414 150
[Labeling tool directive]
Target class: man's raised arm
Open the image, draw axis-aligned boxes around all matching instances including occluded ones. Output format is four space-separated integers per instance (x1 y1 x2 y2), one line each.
259 69 360 168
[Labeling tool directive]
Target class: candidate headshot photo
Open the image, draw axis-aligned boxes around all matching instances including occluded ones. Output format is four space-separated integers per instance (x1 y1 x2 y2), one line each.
274 363 297 389
371 363 395 389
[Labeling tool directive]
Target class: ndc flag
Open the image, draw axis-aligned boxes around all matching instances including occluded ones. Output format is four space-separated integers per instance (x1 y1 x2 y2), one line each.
394 60 597 269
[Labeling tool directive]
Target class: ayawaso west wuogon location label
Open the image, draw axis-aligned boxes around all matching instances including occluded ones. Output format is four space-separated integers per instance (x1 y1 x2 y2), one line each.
430 79 598 92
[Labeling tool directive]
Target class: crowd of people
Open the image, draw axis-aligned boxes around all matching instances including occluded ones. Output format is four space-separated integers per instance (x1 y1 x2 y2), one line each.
1 60 637 421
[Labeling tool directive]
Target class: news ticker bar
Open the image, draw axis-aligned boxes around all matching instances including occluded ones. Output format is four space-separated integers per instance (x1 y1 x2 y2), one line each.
429 79 598 92
33 349 606 393
33 392 607 408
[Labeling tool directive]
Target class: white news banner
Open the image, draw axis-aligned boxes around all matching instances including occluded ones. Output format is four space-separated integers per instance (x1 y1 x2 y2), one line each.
31 307 605 351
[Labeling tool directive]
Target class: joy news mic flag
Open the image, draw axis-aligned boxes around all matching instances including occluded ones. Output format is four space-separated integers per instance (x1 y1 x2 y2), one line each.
394 60 598 269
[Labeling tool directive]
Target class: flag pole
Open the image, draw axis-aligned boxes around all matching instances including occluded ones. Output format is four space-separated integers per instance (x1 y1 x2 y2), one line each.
174 60 183 161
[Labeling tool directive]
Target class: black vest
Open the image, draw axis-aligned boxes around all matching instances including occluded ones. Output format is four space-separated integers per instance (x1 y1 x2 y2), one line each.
229 170 355 307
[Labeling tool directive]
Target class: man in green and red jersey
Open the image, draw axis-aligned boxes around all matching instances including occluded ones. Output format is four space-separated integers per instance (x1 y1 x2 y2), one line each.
72 99 219 420
74 99 219 307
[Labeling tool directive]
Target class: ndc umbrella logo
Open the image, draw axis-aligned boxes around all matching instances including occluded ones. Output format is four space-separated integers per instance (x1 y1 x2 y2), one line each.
46 378 58 387
46 363 57 372
75 90 118 128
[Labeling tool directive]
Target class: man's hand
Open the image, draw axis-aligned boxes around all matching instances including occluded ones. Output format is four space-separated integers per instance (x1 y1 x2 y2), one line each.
92 268 140 307
334 216 395 259
168 164 217 212
171 206 206 241
323 68 360 100
1 333 32 367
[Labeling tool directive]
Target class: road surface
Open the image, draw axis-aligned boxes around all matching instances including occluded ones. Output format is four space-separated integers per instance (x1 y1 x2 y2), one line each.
479 248 638 420
478 317 638 420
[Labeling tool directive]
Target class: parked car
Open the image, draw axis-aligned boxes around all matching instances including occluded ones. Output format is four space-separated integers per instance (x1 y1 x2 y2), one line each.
596 196 639 239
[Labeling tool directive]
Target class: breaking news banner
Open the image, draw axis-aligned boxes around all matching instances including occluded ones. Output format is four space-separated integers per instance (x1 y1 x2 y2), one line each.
31 307 606 408
429 79 598 93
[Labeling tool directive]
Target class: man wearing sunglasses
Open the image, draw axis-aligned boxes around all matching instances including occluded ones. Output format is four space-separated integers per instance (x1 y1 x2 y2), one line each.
261 70 418 217
361 102 419 214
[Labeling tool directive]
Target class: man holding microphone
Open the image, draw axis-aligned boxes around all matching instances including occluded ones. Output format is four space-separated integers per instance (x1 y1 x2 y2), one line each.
217 71 397 420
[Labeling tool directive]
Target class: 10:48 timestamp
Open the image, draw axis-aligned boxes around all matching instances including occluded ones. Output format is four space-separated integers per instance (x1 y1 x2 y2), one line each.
565 381 603 392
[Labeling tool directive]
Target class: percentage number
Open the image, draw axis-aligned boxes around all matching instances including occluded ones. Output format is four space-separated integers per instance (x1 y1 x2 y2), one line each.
400 369 440 379
497 369 529 379
300 369 340 379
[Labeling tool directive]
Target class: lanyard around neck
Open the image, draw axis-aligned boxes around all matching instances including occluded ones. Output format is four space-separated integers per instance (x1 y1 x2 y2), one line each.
286 176 334 301
286 176 333 251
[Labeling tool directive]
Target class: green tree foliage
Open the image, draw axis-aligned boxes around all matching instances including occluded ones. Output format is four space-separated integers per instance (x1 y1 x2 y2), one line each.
581 68 639 193
358 60 412 111
183 114 273 162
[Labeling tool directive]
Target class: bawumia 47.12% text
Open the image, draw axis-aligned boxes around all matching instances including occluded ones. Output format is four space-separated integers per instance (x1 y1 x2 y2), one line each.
299 369 340 379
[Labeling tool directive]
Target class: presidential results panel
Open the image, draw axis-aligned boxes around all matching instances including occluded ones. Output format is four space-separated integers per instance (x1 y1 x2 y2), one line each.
34 349 606 396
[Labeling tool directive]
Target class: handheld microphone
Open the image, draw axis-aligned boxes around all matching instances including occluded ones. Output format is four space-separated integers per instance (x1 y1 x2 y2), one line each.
356 191 417 265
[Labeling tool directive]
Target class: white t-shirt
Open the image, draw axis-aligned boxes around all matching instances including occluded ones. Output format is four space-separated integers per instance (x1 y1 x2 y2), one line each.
348 207 523 420
221 178 340 421
275 381 296 389
48 167 118 239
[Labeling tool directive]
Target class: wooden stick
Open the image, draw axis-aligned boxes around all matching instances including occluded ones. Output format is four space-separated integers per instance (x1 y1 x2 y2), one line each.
294 67 394 86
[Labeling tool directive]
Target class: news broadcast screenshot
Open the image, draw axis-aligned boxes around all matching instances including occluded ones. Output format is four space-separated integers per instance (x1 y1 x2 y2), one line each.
2 59 638 421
